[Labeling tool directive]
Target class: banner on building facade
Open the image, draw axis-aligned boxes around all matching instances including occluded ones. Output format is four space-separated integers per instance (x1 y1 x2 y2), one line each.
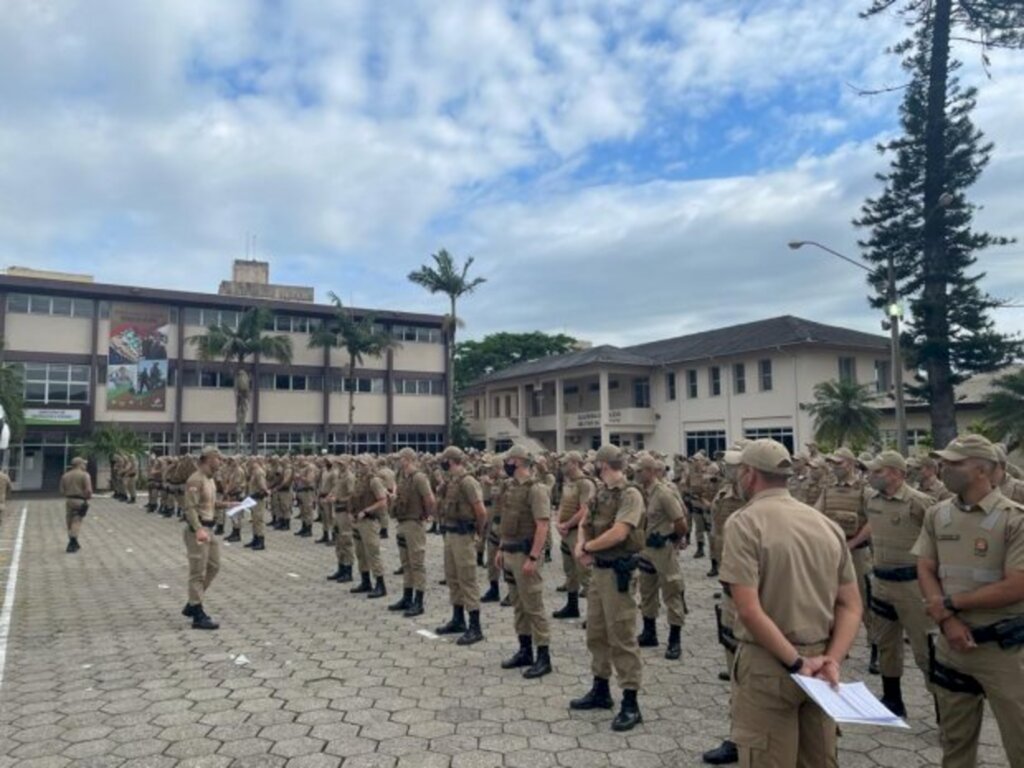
25 408 82 426
107 303 170 411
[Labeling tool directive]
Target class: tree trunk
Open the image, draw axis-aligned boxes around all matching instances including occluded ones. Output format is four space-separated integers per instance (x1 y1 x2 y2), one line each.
347 354 356 454
447 296 456 446
921 0 958 449
234 366 251 455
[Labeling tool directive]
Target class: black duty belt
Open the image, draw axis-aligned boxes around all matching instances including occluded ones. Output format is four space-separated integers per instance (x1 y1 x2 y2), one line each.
67 495 89 501
970 617 1024 648
500 540 532 554
442 522 476 535
594 556 637 570
874 565 917 582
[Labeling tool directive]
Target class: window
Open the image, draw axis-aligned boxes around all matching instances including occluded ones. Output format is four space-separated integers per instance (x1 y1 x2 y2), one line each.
392 431 445 453
257 373 322 392
184 307 241 329
473 399 480 420
328 374 384 393
635 434 646 450
709 367 721 397
609 380 620 390
16 363 91 404
188 368 235 389
328 431 385 454
687 370 698 398
504 395 512 417
633 378 650 408
272 315 314 334
880 429 929 449
395 378 444 396
743 427 795 454
588 382 600 393
838 356 857 384
184 431 249 453
259 431 322 454
7 293 94 318
563 384 579 395
874 360 892 394
393 325 442 343
666 372 676 401
758 359 773 391
685 430 727 457
733 363 746 394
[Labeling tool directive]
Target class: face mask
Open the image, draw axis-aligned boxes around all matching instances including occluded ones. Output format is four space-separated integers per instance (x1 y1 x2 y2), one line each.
831 464 850 482
941 464 971 496
867 474 889 492
440 460 451 472
504 463 516 478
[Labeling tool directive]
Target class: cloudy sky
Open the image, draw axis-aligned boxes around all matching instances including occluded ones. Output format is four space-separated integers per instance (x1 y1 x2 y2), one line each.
2 0 1023 347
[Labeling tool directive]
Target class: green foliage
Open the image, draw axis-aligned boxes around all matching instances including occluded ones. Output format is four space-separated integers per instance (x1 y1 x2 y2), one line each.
455 331 579 393
801 379 882 448
189 307 293 367
449 401 474 449
76 425 149 462
0 340 25 442
980 368 1024 448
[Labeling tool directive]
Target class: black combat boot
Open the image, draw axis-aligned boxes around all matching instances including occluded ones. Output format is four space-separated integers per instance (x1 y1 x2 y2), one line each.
523 645 552 679
706 559 719 578
389 588 413 611
476 550 484 567
869 644 881 675
350 572 372 594
317 529 330 543
665 625 682 660
481 581 500 603
327 565 347 581
66 538 79 554
380 527 389 540
403 591 425 618
502 635 534 669
393 565 405 576
552 592 580 620
225 528 241 542
612 689 642 731
880 676 907 718
282 518 292 531
294 523 309 537
250 535 265 551
181 603 197 618
337 565 353 583
367 576 387 599
436 606 467 635
191 605 220 631
702 740 738 765
637 617 659 648
456 610 484 646
694 541 705 559
214 524 224 536
569 677 614 710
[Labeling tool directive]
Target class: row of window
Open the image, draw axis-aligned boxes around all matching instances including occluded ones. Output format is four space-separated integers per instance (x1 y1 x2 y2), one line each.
668 360 774 401
683 427 796 457
7 293 95 318
392 325 443 344
14 363 91 405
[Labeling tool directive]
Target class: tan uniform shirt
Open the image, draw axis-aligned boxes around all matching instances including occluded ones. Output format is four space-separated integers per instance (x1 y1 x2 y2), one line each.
866 482 933 569
59 468 92 505
917 475 954 502
642 480 685 535
721 487 856 645
184 470 217 530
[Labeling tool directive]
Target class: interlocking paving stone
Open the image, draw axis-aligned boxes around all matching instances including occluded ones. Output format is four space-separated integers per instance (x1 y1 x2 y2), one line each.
0 498 1014 767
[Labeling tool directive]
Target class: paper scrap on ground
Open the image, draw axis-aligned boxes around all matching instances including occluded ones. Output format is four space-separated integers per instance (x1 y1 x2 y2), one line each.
791 675 910 728
287 572 299 579
157 584 169 590
234 654 250 666
226 496 257 520
416 629 439 640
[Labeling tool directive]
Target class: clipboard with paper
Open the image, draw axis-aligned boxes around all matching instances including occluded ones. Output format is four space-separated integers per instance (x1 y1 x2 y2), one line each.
791 675 910 728
226 496 258 521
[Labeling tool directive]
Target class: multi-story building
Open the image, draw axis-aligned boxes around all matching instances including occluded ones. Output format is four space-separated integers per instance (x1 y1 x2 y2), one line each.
461 315 915 456
1 262 449 490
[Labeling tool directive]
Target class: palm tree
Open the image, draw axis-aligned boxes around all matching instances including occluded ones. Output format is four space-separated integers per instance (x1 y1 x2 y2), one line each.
801 379 881 448
407 249 486 437
0 339 25 444
76 425 149 484
188 307 292 452
981 368 1024 451
309 292 397 453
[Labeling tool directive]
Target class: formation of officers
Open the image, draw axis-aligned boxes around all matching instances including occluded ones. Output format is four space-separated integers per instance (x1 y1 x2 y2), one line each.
68 433 1024 766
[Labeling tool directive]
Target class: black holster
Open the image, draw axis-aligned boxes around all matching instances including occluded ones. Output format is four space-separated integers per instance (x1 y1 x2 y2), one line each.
611 555 639 593
869 594 898 622
928 635 985 696
715 604 738 653
646 531 667 549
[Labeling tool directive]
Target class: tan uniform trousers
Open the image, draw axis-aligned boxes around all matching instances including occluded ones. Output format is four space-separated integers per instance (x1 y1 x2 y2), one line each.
125 476 137 500
319 496 334 534
298 491 315 525
719 595 738 670
249 498 267 537
443 531 480 611
503 550 550 646
354 516 383 577
871 576 935 681
485 517 501 584
933 638 1024 768
397 519 427 591
639 545 686 627
183 527 221 606
0 504 5 526
692 506 709 539
560 528 591 594
851 545 874 636
711 510 731 563
214 506 226 528
586 566 642 690
334 506 354 566
731 641 839 768
273 491 291 522
65 501 86 538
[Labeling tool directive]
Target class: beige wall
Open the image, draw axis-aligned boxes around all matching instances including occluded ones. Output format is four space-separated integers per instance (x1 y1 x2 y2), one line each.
181 388 241 424
259 391 322 423
5 313 93 354
329 348 387 371
393 342 445 374
394 395 445 425
329 393 387 425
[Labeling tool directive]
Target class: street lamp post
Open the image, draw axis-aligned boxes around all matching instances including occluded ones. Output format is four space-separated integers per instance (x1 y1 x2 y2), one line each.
788 240 908 456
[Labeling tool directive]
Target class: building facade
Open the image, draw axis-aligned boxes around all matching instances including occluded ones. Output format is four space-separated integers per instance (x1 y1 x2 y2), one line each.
461 316 909 456
0 264 449 490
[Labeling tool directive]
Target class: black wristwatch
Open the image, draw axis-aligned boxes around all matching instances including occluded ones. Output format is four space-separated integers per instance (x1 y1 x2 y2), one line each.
783 656 804 674
943 595 959 614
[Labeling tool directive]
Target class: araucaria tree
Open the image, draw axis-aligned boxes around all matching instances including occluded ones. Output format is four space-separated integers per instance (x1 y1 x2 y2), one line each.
858 1 1024 448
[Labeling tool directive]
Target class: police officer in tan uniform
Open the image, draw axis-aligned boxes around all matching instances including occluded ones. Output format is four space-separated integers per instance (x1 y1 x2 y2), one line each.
59 457 92 553
0 467 11 528
553 451 596 620
912 434 1024 768
721 439 862 767
436 446 487 645
220 456 246 542
244 456 269 550
910 455 954 502
316 456 335 544
182 447 229 630
326 457 356 583
993 444 1024 504
292 457 317 538
496 445 554 679
389 448 436 618
816 446 878 673
862 450 936 718
635 454 689 660
349 457 388 598
570 444 645 731
480 459 507 604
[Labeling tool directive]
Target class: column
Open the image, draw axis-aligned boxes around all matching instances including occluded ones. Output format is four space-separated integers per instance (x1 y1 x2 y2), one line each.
599 371 610 446
172 304 185 454
517 383 527 436
554 378 565 452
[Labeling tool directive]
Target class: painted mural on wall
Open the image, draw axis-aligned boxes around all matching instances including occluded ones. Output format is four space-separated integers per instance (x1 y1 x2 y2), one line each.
107 303 170 411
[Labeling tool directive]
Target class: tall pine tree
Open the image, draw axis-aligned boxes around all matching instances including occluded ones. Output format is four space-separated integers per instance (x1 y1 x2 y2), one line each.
854 20 1020 447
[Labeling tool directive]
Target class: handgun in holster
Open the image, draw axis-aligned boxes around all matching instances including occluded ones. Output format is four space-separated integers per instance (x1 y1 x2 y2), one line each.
612 555 639 593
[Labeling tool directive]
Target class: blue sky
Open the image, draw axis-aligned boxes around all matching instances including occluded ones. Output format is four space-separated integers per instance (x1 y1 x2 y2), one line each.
1 0 1022 346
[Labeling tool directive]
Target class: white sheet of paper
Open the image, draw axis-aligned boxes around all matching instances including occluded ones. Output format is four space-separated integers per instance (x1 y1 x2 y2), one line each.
226 496 257 520
791 675 910 729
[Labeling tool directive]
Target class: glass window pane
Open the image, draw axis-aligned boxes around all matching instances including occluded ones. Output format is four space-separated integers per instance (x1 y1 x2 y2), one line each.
7 294 29 313
25 381 46 401
68 383 89 402
371 378 383 394
70 365 90 382
221 370 234 388
275 374 290 390
51 296 73 316
28 295 51 314
183 308 202 325
49 364 69 380
292 376 307 391
48 381 69 403
220 310 238 329
199 370 218 387
72 298 94 318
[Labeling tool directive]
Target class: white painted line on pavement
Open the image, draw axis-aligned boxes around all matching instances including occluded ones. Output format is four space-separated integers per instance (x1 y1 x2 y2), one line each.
0 507 28 692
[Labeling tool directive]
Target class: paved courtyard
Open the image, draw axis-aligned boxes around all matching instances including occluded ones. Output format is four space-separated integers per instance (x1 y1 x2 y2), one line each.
0 498 1011 768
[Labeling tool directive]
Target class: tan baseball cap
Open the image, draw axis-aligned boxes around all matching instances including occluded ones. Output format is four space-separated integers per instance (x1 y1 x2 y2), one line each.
595 444 623 463
865 450 907 473
504 445 532 462
636 453 664 472
71 456 88 468
930 434 999 464
827 447 857 464
440 446 467 463
201 445 222 459
560 451 584 466
723 438 794 476
396 447 417 460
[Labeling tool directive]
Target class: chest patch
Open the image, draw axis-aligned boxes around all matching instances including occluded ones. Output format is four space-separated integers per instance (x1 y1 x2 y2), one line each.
974 538 989 558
